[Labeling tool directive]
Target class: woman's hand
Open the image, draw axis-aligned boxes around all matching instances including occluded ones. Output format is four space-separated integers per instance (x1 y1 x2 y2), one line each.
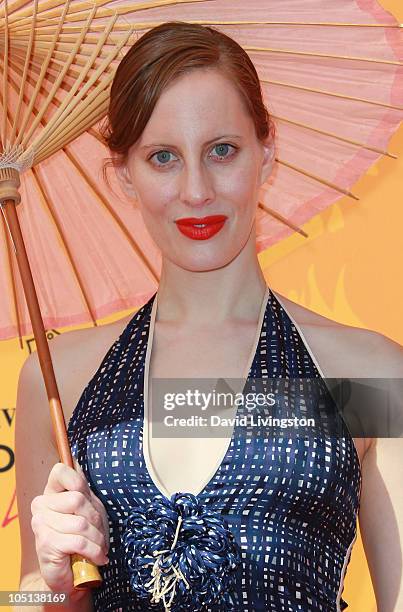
30 459 110 594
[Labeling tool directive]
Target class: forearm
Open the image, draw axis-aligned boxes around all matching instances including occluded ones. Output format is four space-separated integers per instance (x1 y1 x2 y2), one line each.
17 573 93 612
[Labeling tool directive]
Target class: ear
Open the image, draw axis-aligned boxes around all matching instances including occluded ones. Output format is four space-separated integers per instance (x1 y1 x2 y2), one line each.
259 139 276 186
115 163 138 200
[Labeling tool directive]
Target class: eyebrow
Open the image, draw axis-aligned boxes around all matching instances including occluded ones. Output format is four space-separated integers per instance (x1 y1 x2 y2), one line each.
139 134 243 150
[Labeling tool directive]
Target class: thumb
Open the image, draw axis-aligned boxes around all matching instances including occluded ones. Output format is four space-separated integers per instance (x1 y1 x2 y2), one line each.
73 457 84 474
72 458 91 496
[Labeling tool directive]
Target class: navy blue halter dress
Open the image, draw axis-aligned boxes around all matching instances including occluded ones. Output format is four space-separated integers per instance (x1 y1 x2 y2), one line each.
67 287 362 611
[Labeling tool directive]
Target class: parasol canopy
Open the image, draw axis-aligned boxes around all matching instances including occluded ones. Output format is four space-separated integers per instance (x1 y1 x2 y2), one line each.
0 0 402 342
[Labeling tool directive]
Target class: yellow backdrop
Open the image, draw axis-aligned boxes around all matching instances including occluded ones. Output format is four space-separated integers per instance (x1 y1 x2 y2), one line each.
0 1 401 609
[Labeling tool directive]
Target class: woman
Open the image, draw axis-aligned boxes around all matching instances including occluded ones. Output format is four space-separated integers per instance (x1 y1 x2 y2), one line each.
15 21 403 612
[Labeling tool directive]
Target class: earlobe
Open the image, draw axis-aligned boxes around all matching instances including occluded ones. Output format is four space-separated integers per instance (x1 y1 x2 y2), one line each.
115 164 138 199
260 142 276 185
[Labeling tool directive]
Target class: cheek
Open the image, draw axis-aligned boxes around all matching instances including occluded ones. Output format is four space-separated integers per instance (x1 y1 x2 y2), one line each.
219 164 260 214
136 178 174 220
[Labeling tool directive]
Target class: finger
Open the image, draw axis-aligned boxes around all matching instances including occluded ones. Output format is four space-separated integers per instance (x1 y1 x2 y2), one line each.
73 461 110 551
73 457 86 477
32 491 104 535
72 459 95 504
36 524 109 567
31 507 107 554
44 462 92 499
89 493 110 553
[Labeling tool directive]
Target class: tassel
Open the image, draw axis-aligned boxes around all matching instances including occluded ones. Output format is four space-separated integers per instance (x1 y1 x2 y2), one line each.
144 515 190 611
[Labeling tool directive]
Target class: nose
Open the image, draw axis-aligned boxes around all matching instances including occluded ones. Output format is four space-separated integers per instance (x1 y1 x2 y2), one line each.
179 161 215 208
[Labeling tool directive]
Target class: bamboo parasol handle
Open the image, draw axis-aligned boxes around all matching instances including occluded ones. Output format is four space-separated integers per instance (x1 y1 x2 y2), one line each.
1 179 102 589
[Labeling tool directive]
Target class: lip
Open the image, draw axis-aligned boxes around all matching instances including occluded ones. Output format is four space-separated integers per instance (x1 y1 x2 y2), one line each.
174 215 228 241
175 215 228 227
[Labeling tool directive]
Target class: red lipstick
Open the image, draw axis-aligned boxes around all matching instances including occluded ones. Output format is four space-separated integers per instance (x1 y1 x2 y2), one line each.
174 215 227 240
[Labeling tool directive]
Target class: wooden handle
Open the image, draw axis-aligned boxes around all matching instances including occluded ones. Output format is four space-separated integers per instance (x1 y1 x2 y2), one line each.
1 191 103 590
71 554 102 589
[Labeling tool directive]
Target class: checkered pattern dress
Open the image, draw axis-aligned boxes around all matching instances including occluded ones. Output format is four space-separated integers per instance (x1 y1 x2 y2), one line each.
67 288 361 611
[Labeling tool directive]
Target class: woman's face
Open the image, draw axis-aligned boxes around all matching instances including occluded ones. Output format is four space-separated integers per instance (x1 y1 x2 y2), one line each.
116 68 275 272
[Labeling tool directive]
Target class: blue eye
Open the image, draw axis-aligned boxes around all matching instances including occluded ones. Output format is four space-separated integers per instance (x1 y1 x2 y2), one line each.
150 150 175 166
214 143 230 157
211 143 237 159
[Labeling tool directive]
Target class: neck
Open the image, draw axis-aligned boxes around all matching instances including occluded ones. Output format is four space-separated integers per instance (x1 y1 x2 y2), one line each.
155 233 269 326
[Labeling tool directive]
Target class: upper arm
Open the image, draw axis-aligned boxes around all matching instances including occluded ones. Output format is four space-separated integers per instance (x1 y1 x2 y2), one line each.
358 337 403 611
15 352 60 587
359 438 403 611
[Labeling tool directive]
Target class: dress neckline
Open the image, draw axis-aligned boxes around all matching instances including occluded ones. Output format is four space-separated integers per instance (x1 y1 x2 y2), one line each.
142 287 271 500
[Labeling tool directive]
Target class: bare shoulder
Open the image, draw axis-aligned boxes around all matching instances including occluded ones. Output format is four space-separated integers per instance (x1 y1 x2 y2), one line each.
49 313 133 367
22 312 134 426
273 291 403 457
272 290 403 377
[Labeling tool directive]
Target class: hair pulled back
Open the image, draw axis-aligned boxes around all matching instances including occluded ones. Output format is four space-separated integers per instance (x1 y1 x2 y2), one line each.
100 21 275 186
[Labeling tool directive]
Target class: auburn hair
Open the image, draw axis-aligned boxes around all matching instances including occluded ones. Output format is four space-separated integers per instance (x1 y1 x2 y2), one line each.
100 21 275 188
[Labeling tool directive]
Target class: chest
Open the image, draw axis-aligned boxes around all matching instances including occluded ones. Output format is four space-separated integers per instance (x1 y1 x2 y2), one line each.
144 322 261 498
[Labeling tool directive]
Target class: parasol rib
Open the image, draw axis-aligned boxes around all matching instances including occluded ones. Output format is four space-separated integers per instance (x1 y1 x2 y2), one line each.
2 55 108 163
13 0 72 147
10 0 38 144
33 86 110 163
245 46 402 66
31 166 98 327
9 41 120 82
9 20 403 38
1 0 211 29
271 115 397 158
0 206 24 348
63 146 160 284
258 201 308 238
1 0 9 150
8 31 401 68
261 79 403 112
4 47 93 106
21 3 100 147
22 10 119 149
10 30 124 59
25 23 135 158
135 19 403 28
274 159 360 201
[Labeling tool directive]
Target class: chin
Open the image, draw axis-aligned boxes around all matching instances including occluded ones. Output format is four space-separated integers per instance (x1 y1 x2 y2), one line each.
175 261 231 273
165 245 244 272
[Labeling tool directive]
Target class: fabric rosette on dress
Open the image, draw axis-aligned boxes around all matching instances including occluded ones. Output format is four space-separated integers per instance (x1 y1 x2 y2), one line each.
121 492 242 611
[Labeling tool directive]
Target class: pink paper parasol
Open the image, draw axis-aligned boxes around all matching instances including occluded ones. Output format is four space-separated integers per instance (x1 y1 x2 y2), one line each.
0 0 402 590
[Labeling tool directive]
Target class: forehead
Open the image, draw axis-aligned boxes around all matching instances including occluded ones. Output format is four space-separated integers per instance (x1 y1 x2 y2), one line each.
136 68 254 144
